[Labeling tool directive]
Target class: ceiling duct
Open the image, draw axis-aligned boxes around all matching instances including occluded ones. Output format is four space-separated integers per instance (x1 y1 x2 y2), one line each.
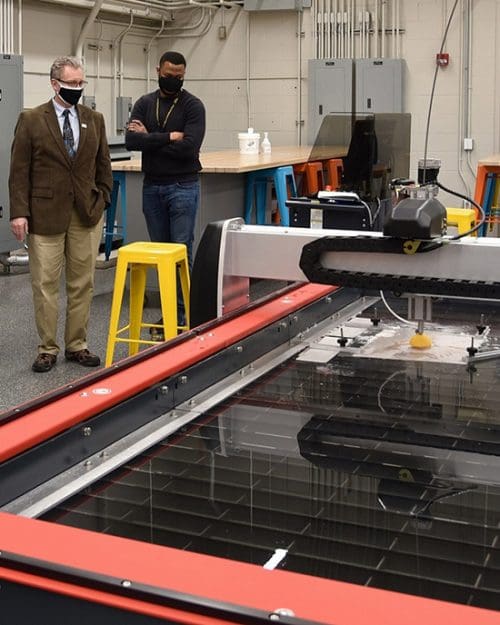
243 0 311 10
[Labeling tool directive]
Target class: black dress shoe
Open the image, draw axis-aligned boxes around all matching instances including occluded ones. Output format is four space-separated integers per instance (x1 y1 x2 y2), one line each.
65 348 101 367
32 353 57 373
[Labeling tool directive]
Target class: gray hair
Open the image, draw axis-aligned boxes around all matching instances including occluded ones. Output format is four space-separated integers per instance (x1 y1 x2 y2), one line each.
50 56 84 80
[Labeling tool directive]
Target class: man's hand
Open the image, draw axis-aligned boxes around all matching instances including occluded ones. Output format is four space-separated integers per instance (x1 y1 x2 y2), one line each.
170 131 184 142
11 217 28 242
126 119 148 134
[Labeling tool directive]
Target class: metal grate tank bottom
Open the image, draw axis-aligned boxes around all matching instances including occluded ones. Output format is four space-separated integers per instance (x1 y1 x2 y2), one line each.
43 302 500 612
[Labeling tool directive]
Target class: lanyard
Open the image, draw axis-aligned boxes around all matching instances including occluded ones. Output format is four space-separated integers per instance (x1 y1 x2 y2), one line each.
156 94 179 129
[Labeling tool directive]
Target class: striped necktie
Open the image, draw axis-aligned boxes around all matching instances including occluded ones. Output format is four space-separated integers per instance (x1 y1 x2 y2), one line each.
62 109 76 158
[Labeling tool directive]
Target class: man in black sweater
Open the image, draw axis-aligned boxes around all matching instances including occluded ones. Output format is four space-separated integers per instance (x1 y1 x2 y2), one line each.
125 50 206 333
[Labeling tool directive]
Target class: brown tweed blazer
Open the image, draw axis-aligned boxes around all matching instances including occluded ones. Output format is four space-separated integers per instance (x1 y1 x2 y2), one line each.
9 100 113 234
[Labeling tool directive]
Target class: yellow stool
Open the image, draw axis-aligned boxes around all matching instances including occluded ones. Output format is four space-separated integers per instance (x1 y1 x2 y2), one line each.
105 241 190 366
446 207 476 235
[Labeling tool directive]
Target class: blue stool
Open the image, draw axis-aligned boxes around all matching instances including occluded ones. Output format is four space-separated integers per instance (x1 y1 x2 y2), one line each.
99 179 126 261
112 170 127 242
244 165 297 227
99 171 128 261
102 179 120 261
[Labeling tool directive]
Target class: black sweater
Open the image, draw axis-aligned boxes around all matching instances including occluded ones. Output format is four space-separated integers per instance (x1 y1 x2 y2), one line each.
125 89 205 184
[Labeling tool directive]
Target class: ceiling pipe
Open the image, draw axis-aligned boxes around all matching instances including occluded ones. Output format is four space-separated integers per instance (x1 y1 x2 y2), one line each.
188 0 241 7
158 6 206 33
41 0 243 13
85 11 211 37
74 0 105 59
0 0 15 54
145 15 166 91
40 0 184 21
168 8 214 37
118 10 134 96
17 0 22 54
296 8 303 145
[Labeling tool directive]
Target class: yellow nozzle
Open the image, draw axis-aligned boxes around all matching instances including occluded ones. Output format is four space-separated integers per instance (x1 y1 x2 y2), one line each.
409 332 432 349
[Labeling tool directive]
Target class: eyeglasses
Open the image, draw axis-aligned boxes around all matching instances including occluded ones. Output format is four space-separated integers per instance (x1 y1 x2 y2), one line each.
56 79 88 88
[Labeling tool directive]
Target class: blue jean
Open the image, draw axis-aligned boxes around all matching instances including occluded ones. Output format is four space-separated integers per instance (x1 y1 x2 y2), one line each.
142 180 199 324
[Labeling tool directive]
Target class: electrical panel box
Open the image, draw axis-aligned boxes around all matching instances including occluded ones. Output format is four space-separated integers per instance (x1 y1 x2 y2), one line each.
0 54 23 255
244 0 311 9
307 58 353 145
116 96 132 133
355 58 405 114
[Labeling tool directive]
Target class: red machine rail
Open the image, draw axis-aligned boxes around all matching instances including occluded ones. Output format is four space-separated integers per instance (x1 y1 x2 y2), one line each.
1 512 499 625
1 282 499 624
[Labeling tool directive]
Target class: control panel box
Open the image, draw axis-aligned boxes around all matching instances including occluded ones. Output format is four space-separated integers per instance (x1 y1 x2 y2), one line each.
116 96 132 133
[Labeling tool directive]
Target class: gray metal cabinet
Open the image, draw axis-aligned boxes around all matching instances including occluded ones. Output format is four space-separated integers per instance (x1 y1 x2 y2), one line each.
307 58 353 145
0 54 23 254
355 58 405 114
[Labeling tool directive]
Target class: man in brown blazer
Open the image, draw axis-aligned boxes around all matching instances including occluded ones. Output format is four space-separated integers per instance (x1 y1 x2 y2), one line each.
9 56 113 372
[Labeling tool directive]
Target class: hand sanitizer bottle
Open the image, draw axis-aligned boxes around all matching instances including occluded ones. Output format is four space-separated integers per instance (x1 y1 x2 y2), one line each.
261 131 272 154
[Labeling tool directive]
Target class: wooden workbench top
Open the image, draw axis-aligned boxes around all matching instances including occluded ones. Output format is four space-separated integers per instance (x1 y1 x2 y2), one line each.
478 154 500 167
112 145 347 174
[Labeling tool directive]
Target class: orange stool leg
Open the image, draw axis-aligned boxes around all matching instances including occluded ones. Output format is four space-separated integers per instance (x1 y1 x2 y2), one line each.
305 162 324 195
325 158 343 190
293 163 307 195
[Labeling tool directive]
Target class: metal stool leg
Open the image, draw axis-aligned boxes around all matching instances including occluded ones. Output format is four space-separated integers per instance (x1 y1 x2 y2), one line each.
104 179 120 261
105 252 129 366
254 179 268 224
178 257 191 332
273 166 297 227
305 162 324 195
244 173 255 223
245 172 269 225
157 259 179 340
325 158 344 190
128 264 147 356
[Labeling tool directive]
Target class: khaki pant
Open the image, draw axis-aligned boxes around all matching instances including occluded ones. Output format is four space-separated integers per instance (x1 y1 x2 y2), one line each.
28 210 103 355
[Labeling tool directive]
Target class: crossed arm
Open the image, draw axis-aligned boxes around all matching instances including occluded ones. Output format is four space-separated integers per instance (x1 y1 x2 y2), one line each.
127 118 184 143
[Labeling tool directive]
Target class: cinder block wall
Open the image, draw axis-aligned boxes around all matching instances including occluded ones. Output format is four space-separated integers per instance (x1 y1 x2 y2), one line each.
20 0 500 202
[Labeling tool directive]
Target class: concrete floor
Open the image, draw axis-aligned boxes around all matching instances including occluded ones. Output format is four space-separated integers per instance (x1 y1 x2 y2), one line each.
0 258 284 413
0 259 162 413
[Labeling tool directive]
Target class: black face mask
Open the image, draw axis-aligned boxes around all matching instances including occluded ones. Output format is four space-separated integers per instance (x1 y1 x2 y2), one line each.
58 85 83 106
158 75 183 94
